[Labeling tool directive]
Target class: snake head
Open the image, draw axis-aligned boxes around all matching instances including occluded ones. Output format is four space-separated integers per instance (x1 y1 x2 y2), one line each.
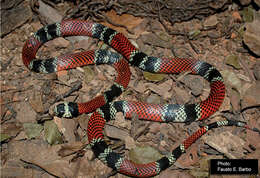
51 102 79 118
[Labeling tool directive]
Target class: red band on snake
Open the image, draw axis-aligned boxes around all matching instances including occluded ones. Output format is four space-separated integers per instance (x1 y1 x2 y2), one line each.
22 23 131 116
22 19 251 177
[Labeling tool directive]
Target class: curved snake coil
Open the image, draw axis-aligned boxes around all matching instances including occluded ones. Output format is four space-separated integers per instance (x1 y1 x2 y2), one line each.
22 19 250 177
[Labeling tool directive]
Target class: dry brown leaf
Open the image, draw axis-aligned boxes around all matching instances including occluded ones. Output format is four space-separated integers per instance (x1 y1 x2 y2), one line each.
172 86 190 104
229 89 240 112
8 140 76 177
176 143 200 168
15 102 37 123
102 10 144 34
54 116 77 143
77 156 112 177
29 90 44 113
58 141 85 157
129 80 146 93
246 119 260 171
104 124 130 140
125 136 136 150
159 170 193 178
246 118 260 166
202 131 246 158
1 122 23 138
1 164 34 177
247 119 260 145
145 80 172 99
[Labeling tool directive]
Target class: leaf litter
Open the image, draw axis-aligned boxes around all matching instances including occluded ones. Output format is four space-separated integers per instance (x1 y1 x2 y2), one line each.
1 1 260 177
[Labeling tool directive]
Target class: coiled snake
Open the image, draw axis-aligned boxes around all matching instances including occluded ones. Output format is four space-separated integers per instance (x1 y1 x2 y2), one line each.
22 19 250 177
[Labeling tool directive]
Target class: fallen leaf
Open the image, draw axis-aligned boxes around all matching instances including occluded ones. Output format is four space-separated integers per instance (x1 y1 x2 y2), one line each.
202 131 246 158
241 7 254 22
203 15 218 28
0 166 34 177
221 70 242 94
140 32 173 48
229 89 241 112
1 122 22 139
124 136 136 150
225 55 241 69
176 143 199 168
145 80 172 99
173 86 190 104
83 66 95 83
54 116 77 143
8 140 75 177
189 30 201 40
129 145 163 164
129 80 146 93
102 10 144 34
146 94 161 104
23 123 43 139
16 102 37 123
29 90 44 113
104 124 130 140
159 169 194 178
44 120 63 145
143 71 166 82
58 142 85 157
0 133 11 142
183 75 204 96
241 81 260 110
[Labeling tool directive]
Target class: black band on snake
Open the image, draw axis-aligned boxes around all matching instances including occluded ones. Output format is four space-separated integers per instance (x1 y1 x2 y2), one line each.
22 19 254 177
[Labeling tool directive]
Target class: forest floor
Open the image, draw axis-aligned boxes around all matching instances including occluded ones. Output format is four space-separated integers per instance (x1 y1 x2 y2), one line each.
1 1 260 177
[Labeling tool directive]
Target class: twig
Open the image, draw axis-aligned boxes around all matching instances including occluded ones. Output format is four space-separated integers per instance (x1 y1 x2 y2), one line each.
0 100 23 105
20 159 59 178
188 39 200 54
42 81 82 114
56 81 82 101
1 86 33 93
1 105 17 124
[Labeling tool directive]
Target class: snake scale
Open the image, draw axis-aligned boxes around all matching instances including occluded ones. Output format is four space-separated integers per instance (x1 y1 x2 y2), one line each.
22 19 250 177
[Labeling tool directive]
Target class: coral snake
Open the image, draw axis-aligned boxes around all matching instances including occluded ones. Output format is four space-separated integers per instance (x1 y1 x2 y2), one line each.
22 19 253 177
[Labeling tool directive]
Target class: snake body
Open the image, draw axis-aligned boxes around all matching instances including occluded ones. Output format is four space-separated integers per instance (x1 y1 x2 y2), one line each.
22 19 249 177
22 23 131 116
